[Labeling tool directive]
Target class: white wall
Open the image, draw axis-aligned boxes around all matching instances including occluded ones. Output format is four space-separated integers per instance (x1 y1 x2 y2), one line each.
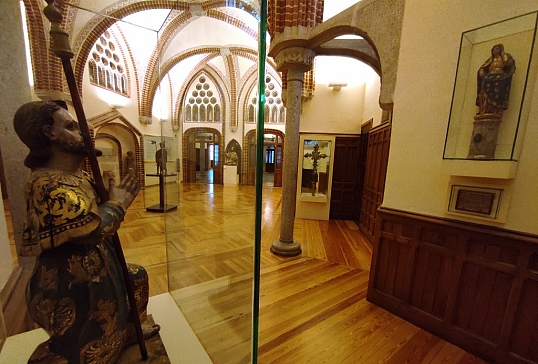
301 56 381 133
383 0 538 234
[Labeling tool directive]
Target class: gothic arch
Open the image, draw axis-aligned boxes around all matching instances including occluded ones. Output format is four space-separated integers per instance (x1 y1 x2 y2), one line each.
173 65 229 131
269 0 405 110
89 110 144 183
94 132 123 182
142 45 261 120
72 1 260 100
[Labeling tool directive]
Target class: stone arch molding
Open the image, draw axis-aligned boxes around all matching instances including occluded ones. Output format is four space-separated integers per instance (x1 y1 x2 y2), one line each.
268 0 405 110
88 109 145 183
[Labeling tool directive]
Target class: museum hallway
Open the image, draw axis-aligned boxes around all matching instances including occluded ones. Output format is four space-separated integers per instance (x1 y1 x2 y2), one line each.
4 183 486 363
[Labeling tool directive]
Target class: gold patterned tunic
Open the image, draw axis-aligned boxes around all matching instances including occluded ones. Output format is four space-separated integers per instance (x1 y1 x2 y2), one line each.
22 169 148 364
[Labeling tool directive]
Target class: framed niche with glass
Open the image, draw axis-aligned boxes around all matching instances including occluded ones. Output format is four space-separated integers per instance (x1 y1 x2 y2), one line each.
300 139 332 200
443 11 538 163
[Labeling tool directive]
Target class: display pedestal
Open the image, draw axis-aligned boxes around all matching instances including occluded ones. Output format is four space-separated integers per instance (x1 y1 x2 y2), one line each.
468 115 502 159
223 165 238 185
146 173 178 212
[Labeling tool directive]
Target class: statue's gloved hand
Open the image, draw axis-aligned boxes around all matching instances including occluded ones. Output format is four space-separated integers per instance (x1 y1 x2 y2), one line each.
108 172 140 211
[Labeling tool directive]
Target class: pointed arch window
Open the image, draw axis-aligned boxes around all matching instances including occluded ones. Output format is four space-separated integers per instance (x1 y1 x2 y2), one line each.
88 61 96 82
193 105 199 121
208 105 213 121
200 105 206 121
248 105 255 122
121 76 127 94
264 105 269 123
185 105 192 121
88 31 129 96
183 75 222 123
214 105 221 122
246 75 286 125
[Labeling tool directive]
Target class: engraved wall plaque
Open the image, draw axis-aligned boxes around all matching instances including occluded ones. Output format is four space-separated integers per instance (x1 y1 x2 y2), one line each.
448 185 503 219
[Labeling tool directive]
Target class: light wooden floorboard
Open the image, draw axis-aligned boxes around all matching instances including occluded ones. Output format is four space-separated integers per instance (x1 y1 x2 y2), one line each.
3 183 488 363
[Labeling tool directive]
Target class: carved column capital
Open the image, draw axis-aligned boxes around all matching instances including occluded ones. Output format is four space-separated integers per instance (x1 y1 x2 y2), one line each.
274 47 315 73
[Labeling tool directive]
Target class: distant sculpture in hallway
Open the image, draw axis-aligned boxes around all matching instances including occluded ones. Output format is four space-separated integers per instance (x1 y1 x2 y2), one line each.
13 101 159 363
155 141 167 175
476 44 516 116
125 150 136 175
225 146 239 166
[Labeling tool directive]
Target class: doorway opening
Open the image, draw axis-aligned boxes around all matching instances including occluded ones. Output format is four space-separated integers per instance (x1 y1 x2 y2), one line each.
244 129 284 187
184 128 222 184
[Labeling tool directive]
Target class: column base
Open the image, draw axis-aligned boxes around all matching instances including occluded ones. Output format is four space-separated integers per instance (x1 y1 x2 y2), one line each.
270 239 302 257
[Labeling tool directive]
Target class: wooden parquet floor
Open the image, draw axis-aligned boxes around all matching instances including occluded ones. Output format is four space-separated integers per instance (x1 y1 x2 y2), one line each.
122 183 487 364
4 183 487 363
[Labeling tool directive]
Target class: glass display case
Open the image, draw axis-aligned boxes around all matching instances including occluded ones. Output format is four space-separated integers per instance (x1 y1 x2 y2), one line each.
18 2 266 363
301 139 332 198
443 11 538 162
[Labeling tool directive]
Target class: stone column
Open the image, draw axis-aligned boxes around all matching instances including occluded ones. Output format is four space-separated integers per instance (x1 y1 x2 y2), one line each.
0 0 33 266
271 47 314 257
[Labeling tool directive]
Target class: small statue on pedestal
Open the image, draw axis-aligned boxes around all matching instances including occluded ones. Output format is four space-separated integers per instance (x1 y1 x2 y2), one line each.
125 150 136 175
155 142 167 175
468 44 516 159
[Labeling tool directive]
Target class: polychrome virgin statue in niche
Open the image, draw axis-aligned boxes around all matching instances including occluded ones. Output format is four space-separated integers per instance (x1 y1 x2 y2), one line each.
469 44 516 159
476 43 516 116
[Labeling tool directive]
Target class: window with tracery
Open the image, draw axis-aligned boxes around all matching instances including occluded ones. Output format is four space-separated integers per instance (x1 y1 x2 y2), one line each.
184 75 221 123
246 75 285 124
88 30 128 96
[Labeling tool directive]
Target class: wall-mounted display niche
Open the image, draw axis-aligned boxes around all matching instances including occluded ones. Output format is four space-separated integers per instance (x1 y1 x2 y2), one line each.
443 11 538 161
301 139 332 199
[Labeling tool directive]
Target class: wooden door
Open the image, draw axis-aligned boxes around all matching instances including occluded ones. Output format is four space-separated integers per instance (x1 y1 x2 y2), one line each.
186 132 196 182
265 148 274 172
358 123 391 242
329 136 362 220
212 138 222 184
273 134 283 187
247 132 256 185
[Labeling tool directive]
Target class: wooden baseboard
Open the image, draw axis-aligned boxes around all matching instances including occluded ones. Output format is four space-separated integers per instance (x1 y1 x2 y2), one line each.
0 266 23 312
1 266 36 336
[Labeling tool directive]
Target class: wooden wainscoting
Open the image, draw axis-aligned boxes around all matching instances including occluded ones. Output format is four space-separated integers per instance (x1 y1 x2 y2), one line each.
368 207 538 364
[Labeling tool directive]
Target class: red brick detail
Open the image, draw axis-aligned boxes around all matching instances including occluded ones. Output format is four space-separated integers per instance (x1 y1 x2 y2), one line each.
72 2 259 103
23 0 67 96
90 111 145 185
268 0 324 37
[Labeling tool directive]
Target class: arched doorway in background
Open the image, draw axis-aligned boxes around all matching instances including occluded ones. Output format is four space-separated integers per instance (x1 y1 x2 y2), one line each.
244 129 284 187
183 127 223 184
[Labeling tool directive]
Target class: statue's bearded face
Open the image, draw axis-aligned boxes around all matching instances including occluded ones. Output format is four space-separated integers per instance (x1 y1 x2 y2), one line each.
47 108 87 156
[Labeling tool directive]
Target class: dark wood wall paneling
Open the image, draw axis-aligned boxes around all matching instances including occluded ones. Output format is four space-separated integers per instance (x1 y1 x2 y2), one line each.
368 207 538 364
